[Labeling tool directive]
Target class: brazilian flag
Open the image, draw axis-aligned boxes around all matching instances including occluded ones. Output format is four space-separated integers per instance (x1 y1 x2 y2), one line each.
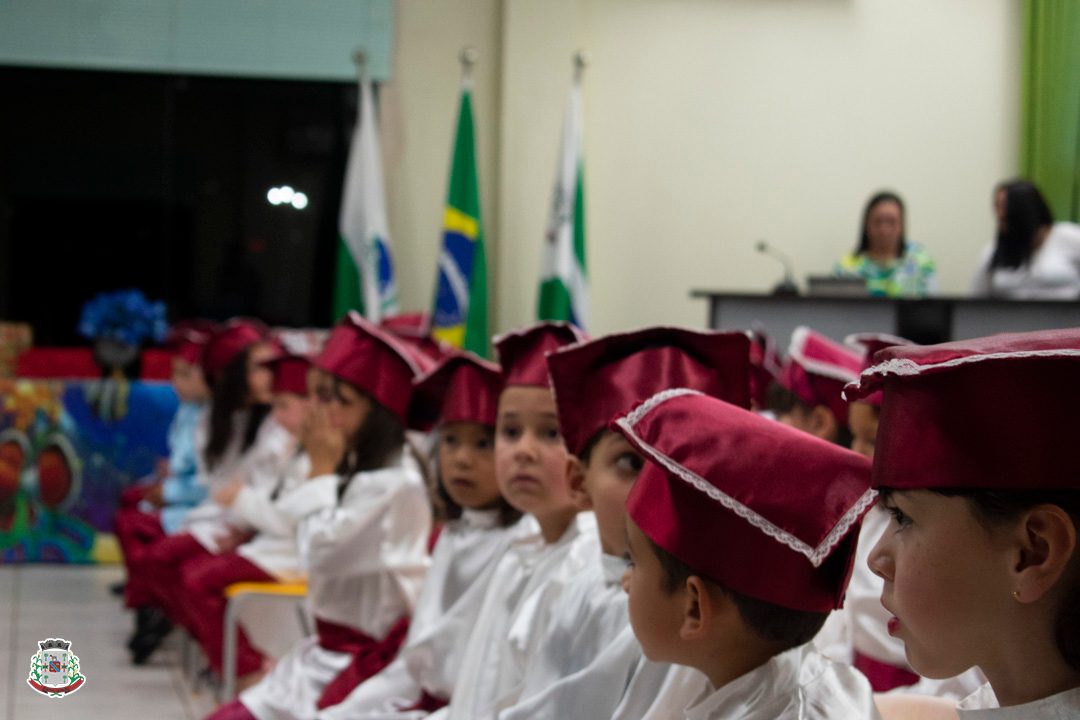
430 87 488 356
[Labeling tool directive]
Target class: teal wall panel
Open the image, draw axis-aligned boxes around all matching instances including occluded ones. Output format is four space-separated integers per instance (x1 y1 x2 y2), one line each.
0 0 393 81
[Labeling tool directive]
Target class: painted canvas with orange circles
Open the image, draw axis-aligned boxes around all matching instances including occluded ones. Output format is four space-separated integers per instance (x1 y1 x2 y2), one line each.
0 379 177 563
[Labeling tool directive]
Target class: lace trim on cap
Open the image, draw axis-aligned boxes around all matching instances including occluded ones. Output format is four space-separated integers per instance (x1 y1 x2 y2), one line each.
619 387 705 428
843 347 1080 400
788 326 861 384
615 389 877 568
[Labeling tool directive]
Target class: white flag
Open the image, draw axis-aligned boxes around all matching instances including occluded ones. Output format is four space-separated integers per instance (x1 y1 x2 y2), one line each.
339 68 398 322
538 78 588 328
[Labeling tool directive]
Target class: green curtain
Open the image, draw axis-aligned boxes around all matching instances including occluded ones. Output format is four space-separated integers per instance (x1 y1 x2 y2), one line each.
1021 0 1080 221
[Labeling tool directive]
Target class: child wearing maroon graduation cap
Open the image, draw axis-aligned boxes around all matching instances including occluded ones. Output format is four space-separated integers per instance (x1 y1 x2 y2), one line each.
614 389 881 719
178 352 315 691
847 329 1080 718
492 327 753 719
768 326 863 447
318 351 530 719
821 334 985 703
135 318 296 664
209 312 434 720
114 320 215 657
434 322 600 720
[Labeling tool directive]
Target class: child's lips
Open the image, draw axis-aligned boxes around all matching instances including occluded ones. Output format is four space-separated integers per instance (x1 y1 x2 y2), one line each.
887 616 901 636
509 474 540 486
448 476 475 488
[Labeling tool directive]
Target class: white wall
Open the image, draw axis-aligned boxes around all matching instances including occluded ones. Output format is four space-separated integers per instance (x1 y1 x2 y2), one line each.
382 0 502 325
390 0 1021 337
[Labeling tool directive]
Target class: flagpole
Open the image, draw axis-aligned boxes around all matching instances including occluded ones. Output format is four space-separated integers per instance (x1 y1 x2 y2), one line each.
573 50 588 84
459 46 478 88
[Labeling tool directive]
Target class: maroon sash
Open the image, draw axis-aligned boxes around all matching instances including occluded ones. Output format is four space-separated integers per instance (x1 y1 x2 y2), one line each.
314 616 410 709
853 651 920 692
402 690 449 712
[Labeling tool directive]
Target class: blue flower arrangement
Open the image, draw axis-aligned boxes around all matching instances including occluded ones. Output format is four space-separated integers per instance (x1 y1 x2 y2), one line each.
77 289 168 347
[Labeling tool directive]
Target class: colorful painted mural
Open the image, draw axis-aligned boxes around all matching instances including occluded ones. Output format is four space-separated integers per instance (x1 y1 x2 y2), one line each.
0 378 177 563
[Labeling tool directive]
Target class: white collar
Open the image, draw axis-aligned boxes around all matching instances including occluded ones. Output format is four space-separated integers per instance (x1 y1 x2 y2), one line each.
958 683 1080 718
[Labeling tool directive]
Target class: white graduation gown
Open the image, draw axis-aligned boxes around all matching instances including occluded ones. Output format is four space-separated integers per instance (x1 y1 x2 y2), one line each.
441 511 600 720
184 412 295 552
957 683 1080 718
683 643 881 720
500 620 657 720
612 663 709 720
239 450 431 720
235 451 311 580
495 553 632 719
316 510 535 720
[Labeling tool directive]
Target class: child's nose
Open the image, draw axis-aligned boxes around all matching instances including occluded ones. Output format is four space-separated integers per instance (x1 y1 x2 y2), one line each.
867 533 893 582
452 445 472 467
512 432 540 460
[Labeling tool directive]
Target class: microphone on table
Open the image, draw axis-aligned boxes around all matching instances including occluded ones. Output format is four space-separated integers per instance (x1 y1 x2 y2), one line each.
755 240 799 296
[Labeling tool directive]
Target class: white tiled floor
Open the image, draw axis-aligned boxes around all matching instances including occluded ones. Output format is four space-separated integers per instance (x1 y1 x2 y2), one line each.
1 565 216 720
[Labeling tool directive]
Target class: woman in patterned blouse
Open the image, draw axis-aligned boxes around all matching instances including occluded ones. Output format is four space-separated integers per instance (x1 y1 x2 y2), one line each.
833 191 938 297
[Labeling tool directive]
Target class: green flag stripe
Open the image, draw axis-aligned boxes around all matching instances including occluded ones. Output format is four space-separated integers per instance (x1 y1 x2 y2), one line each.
333 237 364 321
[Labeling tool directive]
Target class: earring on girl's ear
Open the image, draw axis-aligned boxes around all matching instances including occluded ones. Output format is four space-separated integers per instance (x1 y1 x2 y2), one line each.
1012 589 1022 601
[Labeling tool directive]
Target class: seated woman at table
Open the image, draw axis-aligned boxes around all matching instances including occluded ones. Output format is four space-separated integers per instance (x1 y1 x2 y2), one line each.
833 191 938 297
970 179 1080 299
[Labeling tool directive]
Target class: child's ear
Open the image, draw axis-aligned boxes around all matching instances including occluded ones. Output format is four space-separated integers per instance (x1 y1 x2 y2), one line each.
566 456 592 510
808 405 838 443
680 576 721 642
1011 504 1077 603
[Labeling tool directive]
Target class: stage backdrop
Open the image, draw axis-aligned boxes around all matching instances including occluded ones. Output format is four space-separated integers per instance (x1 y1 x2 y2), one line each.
0 379 177 563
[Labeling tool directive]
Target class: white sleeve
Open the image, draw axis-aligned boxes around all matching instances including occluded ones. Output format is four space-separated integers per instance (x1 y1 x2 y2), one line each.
969 244 995 296
277 475 339 522
231 453 310 537
231 485 292 537
298 470 427 577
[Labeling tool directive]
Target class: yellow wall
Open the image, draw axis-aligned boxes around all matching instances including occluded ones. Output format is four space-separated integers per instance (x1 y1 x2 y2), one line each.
388 0 1021 336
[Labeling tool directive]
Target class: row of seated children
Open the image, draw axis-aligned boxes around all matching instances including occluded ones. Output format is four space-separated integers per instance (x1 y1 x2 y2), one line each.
115 318 296 664
116 314 1080 719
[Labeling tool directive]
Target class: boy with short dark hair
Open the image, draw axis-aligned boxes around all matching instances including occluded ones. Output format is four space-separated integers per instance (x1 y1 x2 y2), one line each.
614 388 881 719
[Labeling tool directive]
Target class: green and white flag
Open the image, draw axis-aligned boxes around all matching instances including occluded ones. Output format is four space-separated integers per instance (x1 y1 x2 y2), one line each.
537 77 588 328
333 67 399 323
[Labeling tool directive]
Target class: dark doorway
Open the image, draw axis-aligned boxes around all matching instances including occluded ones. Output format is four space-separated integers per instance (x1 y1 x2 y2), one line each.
0 65 353 344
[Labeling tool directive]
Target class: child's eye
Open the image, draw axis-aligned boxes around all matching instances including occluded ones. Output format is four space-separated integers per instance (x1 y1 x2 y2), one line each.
474 437 493 451
498 425 521 440
441 433 459 447
886 505 912 530
542 426 562 441
614 452 644 474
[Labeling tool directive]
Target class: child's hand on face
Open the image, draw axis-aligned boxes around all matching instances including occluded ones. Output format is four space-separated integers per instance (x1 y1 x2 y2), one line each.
305 403 346 477
214 524 255 553
296 401 318 449
143 481 165 508
212 477 244 507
